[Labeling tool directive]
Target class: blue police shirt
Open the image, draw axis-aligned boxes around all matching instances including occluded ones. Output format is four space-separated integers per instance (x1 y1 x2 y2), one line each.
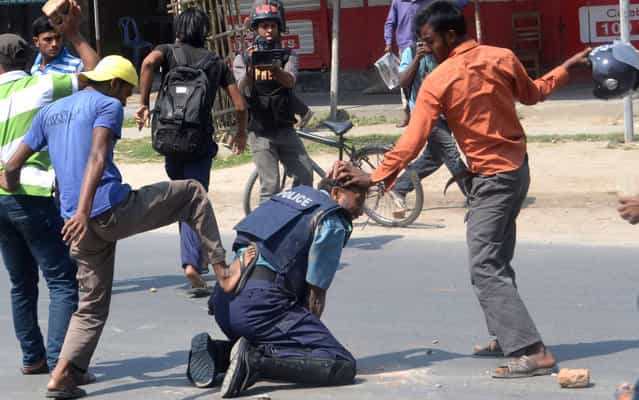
23 89 131 219
237 190 351 290
399 46 437 111
31 47 84 76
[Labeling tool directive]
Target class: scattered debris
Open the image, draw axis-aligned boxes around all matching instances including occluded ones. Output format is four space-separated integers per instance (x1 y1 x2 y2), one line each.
254 395 271 400
149 288 158 293
432 339 439 344
558 368 590 388
435 383 443 388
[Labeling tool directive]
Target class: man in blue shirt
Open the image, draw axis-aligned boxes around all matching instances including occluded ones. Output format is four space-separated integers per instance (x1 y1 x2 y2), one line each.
31 15 84 76
185 179 366 397
1 55 236 399
389 20 469 211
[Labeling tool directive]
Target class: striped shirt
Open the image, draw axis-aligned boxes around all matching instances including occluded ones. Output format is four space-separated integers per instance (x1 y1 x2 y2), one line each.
30 47 84 76
0 71 78 197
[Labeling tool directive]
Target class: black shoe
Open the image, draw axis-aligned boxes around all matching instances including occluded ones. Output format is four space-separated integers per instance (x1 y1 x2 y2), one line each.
220 337 259 398
187 333 231 388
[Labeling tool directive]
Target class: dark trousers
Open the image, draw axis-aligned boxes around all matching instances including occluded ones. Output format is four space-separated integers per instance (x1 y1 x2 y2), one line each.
393 119 467 195
0 195 78 369
165 156 213 274
289 93 309 117
249 128 314 204
466 156 542 356
212 278 354 363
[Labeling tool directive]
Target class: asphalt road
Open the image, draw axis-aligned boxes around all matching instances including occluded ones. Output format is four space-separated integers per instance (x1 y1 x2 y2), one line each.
1 231 637 400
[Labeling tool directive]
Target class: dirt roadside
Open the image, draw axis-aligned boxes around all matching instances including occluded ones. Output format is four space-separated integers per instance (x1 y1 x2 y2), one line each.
119 140 639 247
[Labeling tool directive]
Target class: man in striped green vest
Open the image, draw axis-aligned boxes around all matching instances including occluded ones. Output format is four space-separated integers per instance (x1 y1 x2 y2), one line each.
0 0 97 382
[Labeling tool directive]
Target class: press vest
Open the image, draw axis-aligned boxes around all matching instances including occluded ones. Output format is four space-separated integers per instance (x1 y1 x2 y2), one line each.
244 48 296 131
233 186 351 299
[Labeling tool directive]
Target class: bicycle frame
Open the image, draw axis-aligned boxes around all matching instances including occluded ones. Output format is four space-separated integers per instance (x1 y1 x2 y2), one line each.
295 129 355 161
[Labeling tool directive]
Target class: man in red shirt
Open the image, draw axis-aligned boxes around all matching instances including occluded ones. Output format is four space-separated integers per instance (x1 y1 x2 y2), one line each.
335 1 590 378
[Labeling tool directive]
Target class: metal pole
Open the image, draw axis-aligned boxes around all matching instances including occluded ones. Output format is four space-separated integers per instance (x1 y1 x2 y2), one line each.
473 0 482 43
620 0 634 143
330 0 340 120
93 0 101 58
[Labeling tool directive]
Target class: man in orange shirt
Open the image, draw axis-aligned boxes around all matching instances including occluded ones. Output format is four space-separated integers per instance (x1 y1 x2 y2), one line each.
335 1 590 378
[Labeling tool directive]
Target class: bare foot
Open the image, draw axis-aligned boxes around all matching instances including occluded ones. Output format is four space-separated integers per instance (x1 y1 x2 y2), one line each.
184 264 207 288
214 245 257 293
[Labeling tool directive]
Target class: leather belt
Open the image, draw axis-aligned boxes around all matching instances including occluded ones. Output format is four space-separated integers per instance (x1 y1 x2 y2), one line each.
248 265 276 282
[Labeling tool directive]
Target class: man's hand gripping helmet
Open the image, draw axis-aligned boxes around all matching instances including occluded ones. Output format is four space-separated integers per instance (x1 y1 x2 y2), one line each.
590 41 639 99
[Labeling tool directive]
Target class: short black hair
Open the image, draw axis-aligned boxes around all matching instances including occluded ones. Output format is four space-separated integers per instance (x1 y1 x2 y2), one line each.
317 177 367 195
174 7 211 48
32 16 55 37
416 1 467 36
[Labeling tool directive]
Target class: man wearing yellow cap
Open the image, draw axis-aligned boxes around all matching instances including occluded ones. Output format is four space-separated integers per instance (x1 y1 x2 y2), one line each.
0 55 240 399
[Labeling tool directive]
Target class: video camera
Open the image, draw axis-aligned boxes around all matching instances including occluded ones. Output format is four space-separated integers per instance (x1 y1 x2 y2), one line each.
250 35 290 69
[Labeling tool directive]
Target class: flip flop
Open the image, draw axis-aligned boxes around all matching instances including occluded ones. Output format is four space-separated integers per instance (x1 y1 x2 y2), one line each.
491 356 555 379
45 386 87 399
233 242 259 296
187 333 217 388
21 359 49 375
472 340 504 357
186 286 213 299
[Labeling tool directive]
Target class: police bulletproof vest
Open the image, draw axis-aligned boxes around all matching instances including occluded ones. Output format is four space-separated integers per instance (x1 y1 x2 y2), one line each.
233 186 351 298
246 52 296 131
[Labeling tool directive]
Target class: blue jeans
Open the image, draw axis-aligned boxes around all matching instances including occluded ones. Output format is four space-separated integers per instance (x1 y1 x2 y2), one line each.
0 195 78 369
165 155 213 274
393 118 467 195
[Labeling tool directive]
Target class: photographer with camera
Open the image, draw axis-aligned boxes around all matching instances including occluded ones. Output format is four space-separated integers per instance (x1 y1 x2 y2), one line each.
234 0 314 204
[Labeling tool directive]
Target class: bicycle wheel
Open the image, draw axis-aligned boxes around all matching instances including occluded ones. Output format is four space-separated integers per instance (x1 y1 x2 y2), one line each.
242 160 326 216
352 144 424 227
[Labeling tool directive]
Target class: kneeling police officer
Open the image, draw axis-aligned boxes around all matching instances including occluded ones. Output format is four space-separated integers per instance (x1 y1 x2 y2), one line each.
186 177 366 397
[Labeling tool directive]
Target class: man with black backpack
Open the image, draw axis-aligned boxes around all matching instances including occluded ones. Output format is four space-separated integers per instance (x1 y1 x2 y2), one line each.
136 7 248 292
234 0 314 205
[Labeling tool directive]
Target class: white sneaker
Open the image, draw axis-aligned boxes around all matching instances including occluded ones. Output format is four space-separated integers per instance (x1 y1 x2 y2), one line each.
388 190 407 211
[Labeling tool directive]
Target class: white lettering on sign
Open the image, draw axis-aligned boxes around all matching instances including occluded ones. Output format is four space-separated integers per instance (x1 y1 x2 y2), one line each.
579 5 639 43
276 191 314 207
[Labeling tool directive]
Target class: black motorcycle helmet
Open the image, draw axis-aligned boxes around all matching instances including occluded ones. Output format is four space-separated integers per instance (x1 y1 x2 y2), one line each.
249 0 286 33
590 41 639 99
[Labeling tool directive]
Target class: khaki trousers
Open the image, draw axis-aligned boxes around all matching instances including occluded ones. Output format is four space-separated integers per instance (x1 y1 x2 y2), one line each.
59 180 226 370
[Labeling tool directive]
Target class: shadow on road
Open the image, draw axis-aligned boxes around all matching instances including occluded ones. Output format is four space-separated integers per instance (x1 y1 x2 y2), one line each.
356 348 467 375
347 235 403 250
550 339 639 363
85 350 206 397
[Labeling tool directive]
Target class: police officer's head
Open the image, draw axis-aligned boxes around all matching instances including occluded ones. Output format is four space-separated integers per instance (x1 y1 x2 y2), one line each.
318 178 366 220
174 7 211 48
590 41 639 100
415 1 467 64
249 0 286 42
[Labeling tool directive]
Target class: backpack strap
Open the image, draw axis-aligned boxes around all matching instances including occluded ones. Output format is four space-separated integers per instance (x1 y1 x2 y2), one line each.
171 45 188 66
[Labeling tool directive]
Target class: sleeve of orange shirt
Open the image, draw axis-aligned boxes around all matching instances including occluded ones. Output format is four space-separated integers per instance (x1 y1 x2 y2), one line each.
510 51 570 105
370 84 441 187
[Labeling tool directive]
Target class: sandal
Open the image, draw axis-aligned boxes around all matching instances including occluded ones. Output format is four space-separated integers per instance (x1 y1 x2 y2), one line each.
45 386 86 399
472 340 504 357
233 242 259 295
491 355 555 379
21 358 49 375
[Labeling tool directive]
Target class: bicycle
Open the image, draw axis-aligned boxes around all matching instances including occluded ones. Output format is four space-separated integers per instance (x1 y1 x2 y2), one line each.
242 120 425 227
